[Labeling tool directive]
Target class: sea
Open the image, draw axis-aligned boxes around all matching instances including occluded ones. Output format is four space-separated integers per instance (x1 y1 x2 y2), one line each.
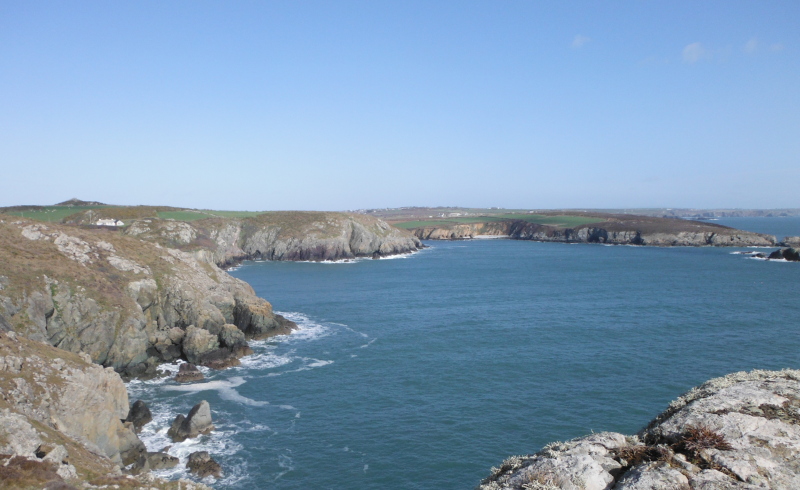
127 217 800 489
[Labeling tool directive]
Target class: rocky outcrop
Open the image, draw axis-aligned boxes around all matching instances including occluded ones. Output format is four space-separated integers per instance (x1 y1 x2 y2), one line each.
768 247 800 261
187 451 222 478
122 211 423 266
781 236 800 247
125 400 153 433
0 219 295 376
0 332 207 489
167 400 214 443
409 215 776 247
130 451 179 475
175 362 204 383
480 369 800 489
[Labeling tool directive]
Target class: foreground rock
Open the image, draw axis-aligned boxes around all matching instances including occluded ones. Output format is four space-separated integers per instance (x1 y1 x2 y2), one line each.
187 451 222 478
0 218 295 376
480 369 800 489
768 247 800 262
0 332 208 489
168 400 215 443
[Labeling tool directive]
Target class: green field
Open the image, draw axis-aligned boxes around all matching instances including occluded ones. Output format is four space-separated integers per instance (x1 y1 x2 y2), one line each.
156 210 266 221
393 214 605 229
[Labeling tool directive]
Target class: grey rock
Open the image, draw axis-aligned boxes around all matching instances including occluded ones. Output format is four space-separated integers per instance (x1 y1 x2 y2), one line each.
0 409 42 457
130 451 179 475
480 369 800 490
175 362 204 383
187 450 222 478
219 323 246 349
125 399 153 433
182 326 220 364
167 400 214 442
614 462 689 489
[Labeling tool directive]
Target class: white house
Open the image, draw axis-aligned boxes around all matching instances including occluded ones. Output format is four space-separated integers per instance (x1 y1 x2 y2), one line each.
96 218 124 227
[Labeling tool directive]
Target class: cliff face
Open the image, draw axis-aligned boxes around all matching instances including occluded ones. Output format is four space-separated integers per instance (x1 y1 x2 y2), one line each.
480 369 800 490
0 331 208 489
122 211 423 266
0 219 293 376
409 216 776 247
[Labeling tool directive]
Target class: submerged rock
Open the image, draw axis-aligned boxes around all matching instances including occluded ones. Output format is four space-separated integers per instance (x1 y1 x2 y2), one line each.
480 369 800 489
187 451 222 478
167 400 215 443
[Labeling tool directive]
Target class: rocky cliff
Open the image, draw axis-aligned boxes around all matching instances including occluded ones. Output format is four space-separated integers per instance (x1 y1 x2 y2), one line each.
119 211 423 267
480 369 800 489
410 215 776 247
0 331 209 489
0 218 294 376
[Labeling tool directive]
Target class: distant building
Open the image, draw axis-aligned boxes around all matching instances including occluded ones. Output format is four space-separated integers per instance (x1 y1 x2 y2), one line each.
96 219 124 227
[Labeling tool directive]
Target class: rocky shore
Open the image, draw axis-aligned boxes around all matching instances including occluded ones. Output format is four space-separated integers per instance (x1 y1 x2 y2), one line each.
409 215 777 247
0 211 421 487
0 331 210 489
0 218 295 377
480 369 800 489
118 211 423 267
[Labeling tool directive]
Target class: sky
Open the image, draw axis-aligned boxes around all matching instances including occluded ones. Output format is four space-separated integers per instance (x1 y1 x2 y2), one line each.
1 1 798 211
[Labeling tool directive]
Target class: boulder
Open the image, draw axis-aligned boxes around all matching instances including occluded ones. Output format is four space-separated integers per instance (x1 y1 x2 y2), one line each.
768 247 800 261
187 451 222 478
182 326 219 364
218 323 247 350
129 451 179 475
125 400 152 433
175 362 204 383
167 400 214 442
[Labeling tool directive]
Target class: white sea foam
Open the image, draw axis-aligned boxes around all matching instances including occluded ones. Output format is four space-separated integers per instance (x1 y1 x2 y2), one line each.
473 235 509 239
304 358 334 368
359 338 377 348
276 311 331 342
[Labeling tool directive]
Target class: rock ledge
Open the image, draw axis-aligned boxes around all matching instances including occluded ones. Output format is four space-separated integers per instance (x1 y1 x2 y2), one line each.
480 369 800 489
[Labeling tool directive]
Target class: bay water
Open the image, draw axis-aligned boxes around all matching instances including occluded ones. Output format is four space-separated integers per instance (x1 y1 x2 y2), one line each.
128 217 800 489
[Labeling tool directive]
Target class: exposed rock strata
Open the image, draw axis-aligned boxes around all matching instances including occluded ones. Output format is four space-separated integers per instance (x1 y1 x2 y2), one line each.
410 216 776 247
0 332 207 489
122 211 423 266
0 219 295 375
480 369 800 489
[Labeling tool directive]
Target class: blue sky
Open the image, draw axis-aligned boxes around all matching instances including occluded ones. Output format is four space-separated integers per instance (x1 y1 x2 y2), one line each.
1 1 798 210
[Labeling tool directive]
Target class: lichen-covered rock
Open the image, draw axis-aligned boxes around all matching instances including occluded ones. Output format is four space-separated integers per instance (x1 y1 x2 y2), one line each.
167 400 214 443
480 369 800 490
181 326 219 364
130 451 180 475
187 451 222 478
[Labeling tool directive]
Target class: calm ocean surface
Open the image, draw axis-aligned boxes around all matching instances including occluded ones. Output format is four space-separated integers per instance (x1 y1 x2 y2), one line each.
128 217 800 489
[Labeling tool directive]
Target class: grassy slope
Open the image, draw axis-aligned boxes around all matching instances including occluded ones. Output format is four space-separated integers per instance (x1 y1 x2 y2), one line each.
393 214 606 229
